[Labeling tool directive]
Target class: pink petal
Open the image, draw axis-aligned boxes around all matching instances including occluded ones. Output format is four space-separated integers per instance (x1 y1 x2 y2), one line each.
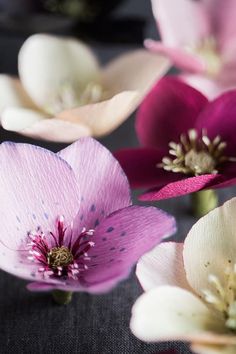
58 138 131 230
145 40 205 73
195 90 236 156
136 77 208 150
27 282 58 292
139 174 223 201
0 142 80 281
114 147 180 189
151 0 210 47
81 206 176 293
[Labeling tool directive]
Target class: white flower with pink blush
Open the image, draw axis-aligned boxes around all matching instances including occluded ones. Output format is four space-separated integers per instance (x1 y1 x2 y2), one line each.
130 198 236 354
0 34 169 142
147 0 236 98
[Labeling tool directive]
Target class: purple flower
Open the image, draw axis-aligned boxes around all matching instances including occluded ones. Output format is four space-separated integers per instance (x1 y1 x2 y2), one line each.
0 138 176 295
115 77 236 202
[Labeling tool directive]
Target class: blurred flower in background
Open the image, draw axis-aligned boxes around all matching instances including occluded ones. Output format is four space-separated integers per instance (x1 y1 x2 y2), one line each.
146 0 236 99
0 34 169 142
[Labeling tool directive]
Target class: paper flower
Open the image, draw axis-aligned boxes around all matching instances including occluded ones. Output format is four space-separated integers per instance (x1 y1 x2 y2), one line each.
0 137 176 304
130 198 236 354
146 0 236 98
115 77 236 212
0 34 169 142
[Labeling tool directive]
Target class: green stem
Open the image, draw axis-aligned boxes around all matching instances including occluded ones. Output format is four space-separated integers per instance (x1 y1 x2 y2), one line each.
191 189 218 218
52 290 73 305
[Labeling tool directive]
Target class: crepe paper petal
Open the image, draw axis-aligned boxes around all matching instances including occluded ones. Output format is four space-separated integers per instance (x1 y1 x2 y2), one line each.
139 174 222 201
151 0 210 47
136 242 190 292
21 118 91 143
130 286 229 344
136 77 208 150
144 40 206 74
195 91 236 156
0 142 80 281
0 75 38 114
1 107 47 131
58 138 131 229
58 91 139 137
102 49 170 98
18 34 100 112
81 206 176 292
184 198 236 296
114 147 180 189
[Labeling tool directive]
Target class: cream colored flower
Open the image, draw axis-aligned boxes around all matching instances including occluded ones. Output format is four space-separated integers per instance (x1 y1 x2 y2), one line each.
0 34 169 142
130 198 236 354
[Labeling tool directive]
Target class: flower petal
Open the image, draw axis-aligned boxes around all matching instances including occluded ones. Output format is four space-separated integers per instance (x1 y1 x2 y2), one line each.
195 90 236 156
0 142 80 281
1 107 47 131
151 0 210 47
21 118 91 143
58 138 131 229
102 49 170 98
27 282 58 292
114 147 180 189
81 206 176 292
0 74 38 114
130 286 226 343
58 91 139 137
145 40 205 73
184 197 236 295
136 77 208 150
136 242 190 291
139 174 222 201
18 34 100 112
191 343 236 354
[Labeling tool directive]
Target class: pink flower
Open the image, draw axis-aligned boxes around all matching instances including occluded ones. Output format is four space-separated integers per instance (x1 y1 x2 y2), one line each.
0 138 176 295
115 77 236 202
147 0 236 98
130 198 236 354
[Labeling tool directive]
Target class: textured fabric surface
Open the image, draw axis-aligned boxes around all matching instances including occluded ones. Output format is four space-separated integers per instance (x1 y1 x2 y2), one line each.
0 1 235 353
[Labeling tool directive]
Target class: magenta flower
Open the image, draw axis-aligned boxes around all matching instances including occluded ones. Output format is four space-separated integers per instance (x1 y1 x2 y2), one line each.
115 77 236 202
0 138 175 303
146 0 236 98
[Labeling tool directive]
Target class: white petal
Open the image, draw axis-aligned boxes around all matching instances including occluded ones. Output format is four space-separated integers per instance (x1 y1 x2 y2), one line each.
136 242 191 291
0 75 38 114
184 198 236 295
18 34 101 113
2 107 46 131
130 286 225 343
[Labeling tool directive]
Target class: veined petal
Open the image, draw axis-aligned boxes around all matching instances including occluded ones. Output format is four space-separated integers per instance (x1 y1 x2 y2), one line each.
58 91 138 137
130 286 226 343
136 242 190 292
1 107 47 131
18 34 100 113
184 198 236 296
151 0 210 47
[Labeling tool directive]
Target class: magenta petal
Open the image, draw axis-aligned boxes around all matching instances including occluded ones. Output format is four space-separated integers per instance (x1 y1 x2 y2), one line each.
114 147 180 189
136 77 208 150
145 40 205 73
139 174 223 201
82 205 176 293
27 282 58 292
58 138 131 230
195 90 236 155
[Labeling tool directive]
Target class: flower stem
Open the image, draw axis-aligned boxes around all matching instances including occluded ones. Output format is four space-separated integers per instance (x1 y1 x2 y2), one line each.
191 189 218 218
52 290 73 305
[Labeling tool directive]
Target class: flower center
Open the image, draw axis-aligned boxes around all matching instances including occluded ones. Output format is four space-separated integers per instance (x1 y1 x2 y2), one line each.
202 263 236 331
160 129 232 176
186 37 222 77
27 216 95 280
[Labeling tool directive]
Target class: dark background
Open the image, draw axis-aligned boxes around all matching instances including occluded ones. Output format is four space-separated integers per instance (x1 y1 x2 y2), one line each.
0 1 234 353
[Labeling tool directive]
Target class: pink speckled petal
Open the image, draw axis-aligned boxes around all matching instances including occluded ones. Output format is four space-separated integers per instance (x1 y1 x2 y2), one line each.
139 174 223 201
136 77 208 151
0 142 80 281
114 147 180 189
81 205 176 293
58 138 131 230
